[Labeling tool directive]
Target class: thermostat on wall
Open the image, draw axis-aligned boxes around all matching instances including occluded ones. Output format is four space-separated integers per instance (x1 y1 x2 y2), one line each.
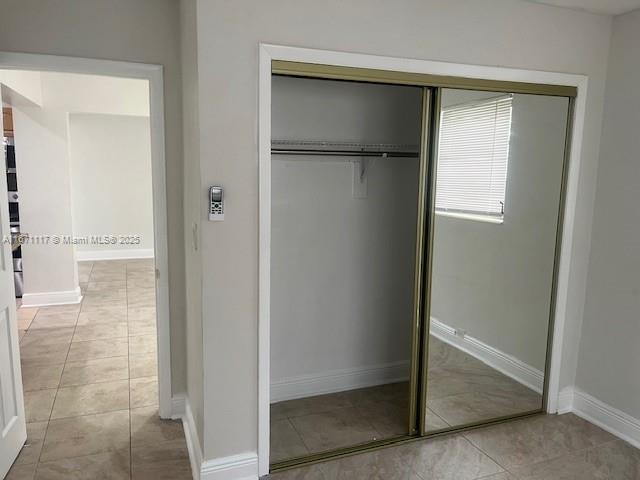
209 186 224 221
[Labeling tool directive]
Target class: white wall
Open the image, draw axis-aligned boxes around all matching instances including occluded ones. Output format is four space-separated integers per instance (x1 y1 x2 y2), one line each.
12 107 78 300
193 0 611 462
0 70 42 106
576 9 640 420
271 77 421 396
1 70 149 116
40 72 149 116
0 0 186 395
68 113 154 258
431 90 569 372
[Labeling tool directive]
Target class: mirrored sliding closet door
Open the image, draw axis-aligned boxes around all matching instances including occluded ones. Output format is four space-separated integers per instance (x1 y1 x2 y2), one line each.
424 89 571 432
267 61 576 471
270 76 429 465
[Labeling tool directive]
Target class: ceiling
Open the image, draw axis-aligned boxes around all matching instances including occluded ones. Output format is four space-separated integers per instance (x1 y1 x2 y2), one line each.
527 0 640 15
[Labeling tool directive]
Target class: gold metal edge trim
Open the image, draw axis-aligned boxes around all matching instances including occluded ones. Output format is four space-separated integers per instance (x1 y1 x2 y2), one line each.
419 87 442 435
542 96 576 409
408 87 431 436
272 60 577 98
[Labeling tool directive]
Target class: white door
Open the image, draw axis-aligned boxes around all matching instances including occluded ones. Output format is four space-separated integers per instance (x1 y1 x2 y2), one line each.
0 96 27 478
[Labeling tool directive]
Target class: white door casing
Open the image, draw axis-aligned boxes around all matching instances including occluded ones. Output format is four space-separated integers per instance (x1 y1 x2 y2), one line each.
0 92 27 478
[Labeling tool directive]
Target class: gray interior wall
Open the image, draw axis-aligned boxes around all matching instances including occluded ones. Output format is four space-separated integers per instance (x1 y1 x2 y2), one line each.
180 0 204 446
194 0 611 461
0 0 187 394
576 9 640 420
431 90 569 372
271 77 421 387
68 113 155 253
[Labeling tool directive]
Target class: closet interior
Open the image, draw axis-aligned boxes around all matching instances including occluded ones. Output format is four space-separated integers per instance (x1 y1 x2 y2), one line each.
269 68 573 470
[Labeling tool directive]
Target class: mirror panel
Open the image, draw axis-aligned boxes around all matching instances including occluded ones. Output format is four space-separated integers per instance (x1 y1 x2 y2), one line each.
425 89 570 432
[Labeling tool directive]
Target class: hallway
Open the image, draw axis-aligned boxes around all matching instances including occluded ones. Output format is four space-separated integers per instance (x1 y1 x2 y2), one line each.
7 259 191 480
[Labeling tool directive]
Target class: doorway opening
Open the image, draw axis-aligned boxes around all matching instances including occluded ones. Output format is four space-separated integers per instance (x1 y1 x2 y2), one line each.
0 53 178 479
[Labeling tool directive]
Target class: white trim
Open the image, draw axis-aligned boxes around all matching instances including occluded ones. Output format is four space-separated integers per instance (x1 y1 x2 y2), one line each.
177 394 258 480
201 453 259 480
430 317 544 394
171 395 186 419
557 386 575 414
0 51 173 419
258 45 272 477
258 43 588 475
560 387 640 450
20 287 82 307
546 79 588 414
75 248 154 261
176 395 203 480
271 361 410 403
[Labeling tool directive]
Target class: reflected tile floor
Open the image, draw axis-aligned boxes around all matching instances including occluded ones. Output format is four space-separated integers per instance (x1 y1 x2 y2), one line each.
426 336 542 430
270 336 542 464
269 413 639 480
7 259 192 480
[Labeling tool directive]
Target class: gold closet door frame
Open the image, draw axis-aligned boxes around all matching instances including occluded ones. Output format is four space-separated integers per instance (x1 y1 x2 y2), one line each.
418 86 440 435
269 60 576 472
409 86 433 436
272 60 577 98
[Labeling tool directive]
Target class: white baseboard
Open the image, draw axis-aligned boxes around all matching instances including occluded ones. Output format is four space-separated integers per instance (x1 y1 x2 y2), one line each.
430 317 544 394
21 287 83 307
556 386 575 414
75 248 154 261
175 395 259 480
201 453 258 480
271 361 410 403
174 394 203 480
171 395 186 420
563 387 640 449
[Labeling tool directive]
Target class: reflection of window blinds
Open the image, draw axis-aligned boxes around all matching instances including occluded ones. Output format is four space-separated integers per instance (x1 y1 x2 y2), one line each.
436 95 513 217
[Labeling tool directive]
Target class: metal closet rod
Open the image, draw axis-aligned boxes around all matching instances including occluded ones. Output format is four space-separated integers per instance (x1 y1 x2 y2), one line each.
271 148 418 158
271 141 420 158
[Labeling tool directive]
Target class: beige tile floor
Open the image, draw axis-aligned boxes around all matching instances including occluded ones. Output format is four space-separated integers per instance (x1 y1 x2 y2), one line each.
269 413 640 480
7 259 192 480
269 335 640 478
270 336 542 464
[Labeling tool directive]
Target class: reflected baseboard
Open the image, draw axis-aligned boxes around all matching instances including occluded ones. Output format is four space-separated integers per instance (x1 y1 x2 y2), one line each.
430 317 544 394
